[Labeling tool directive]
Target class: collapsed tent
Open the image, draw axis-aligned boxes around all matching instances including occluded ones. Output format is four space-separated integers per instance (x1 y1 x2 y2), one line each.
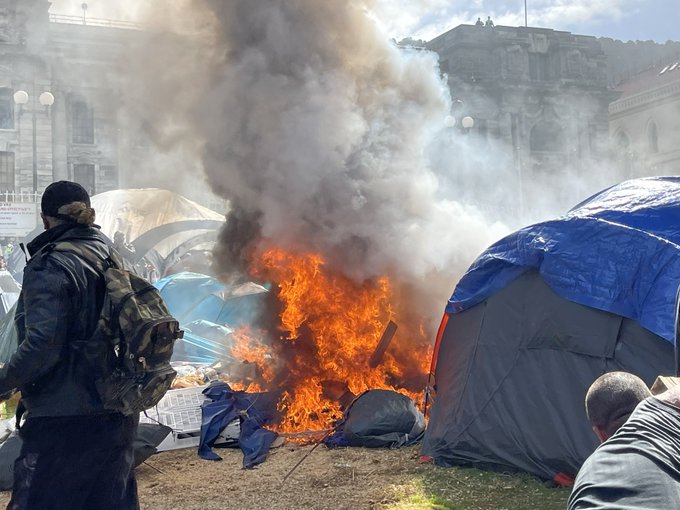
91 188 226 263
0 423 172 490
422 177 680 482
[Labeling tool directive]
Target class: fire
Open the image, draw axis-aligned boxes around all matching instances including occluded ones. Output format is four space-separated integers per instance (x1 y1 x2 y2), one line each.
226 327 275 393
228 246 432 433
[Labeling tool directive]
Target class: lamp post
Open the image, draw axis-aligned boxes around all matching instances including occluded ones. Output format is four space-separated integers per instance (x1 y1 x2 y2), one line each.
461 116 474 132
516 145 524 220
13 88 54 193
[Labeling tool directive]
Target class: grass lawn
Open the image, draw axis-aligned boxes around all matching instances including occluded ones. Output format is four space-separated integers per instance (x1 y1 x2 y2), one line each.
379 462 570 510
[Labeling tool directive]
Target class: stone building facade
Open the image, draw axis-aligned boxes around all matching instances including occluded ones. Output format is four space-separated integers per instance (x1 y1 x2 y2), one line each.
427 24 618 213
0 1 227 238
609 61 680 177
0 0 142 196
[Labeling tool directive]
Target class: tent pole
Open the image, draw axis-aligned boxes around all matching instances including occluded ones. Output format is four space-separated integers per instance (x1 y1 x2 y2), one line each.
281 429 332 485
424 313 450 419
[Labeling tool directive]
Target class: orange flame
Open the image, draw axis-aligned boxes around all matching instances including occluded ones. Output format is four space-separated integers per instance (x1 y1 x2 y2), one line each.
226 246 431 433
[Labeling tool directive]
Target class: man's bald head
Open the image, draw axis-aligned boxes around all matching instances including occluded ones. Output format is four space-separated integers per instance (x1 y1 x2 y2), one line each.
585 372 651 441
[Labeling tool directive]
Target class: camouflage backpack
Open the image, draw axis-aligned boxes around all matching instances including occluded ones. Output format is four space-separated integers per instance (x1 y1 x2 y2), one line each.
49 241 183 415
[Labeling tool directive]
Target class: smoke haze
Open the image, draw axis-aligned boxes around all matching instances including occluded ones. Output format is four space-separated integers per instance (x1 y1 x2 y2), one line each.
122 0 509 326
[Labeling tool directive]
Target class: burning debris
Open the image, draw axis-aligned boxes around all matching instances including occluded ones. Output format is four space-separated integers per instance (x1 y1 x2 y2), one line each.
245 247 428 433
369 320 399 369
165 245 431 434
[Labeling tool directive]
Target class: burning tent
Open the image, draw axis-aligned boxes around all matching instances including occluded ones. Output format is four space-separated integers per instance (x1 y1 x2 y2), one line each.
155 272 268 329
154 272 269 363
422 177 680 481
155 237 431 437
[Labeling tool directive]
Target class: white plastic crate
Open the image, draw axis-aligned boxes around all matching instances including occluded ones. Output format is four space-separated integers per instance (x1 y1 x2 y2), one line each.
141 386 240 451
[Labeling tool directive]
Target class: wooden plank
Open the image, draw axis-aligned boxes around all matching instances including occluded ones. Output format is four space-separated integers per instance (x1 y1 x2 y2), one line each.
368 320 398 368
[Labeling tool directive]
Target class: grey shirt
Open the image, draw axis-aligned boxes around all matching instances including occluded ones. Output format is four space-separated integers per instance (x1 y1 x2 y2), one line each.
568 397 680 509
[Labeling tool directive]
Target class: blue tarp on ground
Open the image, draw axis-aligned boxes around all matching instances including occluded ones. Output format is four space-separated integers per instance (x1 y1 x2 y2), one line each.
447 177 680 342
198 382 278 469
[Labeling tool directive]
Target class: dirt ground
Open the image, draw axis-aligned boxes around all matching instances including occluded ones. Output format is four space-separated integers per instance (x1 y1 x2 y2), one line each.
134 444 424 510
0 444 422 510
0 443 570 510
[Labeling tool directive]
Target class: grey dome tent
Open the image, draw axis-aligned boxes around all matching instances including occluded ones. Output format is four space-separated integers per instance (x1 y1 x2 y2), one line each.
422 177 680 483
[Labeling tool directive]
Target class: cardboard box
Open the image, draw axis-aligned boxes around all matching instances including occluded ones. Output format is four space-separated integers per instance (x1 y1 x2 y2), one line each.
650 375 680 395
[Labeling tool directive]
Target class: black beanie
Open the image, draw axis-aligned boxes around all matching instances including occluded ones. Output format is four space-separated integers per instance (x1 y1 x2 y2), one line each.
41 181 91 217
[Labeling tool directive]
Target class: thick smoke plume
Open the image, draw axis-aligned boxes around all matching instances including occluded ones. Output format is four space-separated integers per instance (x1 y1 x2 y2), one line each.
125 1 508 328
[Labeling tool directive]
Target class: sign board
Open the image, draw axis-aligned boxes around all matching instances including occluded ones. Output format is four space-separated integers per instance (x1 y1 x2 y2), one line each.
0 203 38 237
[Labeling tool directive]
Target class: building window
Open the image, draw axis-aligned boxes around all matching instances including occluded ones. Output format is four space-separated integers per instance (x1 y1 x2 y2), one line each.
0 88 13 129
0 151 14 191
614 130 635 176
615 131 630 149
566 51 583 78
530 121 565 153
100 165 117 189
101 165 116 179
71 100 94 144
73 163 95 194
529 53 549 81
648 122 658 153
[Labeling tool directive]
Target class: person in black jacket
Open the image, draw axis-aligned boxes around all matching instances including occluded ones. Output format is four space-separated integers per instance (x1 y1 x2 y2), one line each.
0 181 139 510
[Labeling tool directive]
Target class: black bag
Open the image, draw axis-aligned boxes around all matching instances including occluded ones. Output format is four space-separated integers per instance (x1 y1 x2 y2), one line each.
343 389 425 448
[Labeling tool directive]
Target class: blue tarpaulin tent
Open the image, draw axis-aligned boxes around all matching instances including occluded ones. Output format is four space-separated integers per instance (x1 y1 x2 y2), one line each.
423 177 680 482
154 272 269 363
449 176 680 342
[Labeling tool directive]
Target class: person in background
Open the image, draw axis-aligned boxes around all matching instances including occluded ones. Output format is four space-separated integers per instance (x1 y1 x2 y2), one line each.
568 372 680 509
113 230 136 262
485 16 494 27
475 17 484 26
0 181 139 510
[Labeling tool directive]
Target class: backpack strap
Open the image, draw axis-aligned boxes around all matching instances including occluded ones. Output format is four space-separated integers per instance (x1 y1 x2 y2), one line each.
50 241 122 275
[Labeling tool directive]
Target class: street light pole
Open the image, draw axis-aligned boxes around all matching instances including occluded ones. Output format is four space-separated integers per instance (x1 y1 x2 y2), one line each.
13 89 54 193
516 145 524 219
31 95 37 192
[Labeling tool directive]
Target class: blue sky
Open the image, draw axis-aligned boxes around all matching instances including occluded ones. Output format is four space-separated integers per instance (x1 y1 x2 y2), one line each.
51 0 679 43
372 0 679 43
